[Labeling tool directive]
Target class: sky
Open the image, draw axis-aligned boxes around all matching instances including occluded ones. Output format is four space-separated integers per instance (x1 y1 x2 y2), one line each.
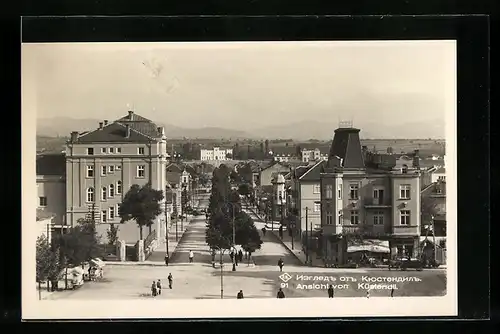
23 41 456 131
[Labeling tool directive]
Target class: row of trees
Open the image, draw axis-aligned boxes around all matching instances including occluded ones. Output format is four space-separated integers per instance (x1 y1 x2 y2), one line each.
205 165 262 258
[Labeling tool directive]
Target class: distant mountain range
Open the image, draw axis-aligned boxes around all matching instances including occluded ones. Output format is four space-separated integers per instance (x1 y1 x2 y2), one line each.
36 117 445 140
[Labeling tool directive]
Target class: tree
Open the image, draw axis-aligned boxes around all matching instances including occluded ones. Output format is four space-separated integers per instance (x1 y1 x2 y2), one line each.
107 223 119 245
238 183 252 197
118 183 164 240
421 195 439 232
56 218 103 267
36 235 59 299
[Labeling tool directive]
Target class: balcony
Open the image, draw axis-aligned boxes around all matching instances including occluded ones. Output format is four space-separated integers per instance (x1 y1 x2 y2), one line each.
363 197 392 209
392 225 420 236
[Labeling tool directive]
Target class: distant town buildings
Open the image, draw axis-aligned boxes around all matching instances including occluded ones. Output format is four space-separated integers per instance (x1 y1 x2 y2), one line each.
200 147 233 161
301 148 328 162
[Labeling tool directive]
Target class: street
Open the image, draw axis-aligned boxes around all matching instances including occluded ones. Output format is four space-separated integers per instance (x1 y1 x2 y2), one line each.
47 196 446 300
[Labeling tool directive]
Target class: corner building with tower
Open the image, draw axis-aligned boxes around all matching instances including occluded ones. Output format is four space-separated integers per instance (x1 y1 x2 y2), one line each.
319 123 421 265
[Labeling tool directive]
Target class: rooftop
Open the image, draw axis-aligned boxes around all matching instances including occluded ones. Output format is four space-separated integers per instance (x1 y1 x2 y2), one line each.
72 111 163 143
36 153 66 176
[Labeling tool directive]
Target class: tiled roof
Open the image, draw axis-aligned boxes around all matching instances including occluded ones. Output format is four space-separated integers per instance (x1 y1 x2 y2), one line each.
166 171 181 185
299 160 326 181
294 165 310 179
167 163 183 173
36 153 66 176
76 122 153 143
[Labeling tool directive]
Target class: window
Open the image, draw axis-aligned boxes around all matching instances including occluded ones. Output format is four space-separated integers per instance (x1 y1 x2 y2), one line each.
350 210 359 225
338 210 343 224
138 147 145 155
109 184 115 197
116 165 121 171
39 196 47 207
183 177 188 184
325 184 333 199
137 165 145 178
349 184 359 200
373 211 384 225
116 147 122 154
87 148 94 155
400 184 411 199
116 204 121 216
86 166 94 177
278 191 283 200
101 187 107 201
101 210 107 223
116 181 122 194
313 184 321 194
314 202 321 212
101 147 108 154
326 211 333 225
109 147 115 154
338 184 343 199
86 187 95 202
108 207 115 220
108 165 115 173
101 166 107 176
400 210 411 225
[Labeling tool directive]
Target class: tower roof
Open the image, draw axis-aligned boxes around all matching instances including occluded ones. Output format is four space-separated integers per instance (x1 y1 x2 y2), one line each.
327 127 365 169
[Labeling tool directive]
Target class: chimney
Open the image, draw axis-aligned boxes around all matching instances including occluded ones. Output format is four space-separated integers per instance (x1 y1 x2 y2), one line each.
157 126 165 137
128 110 134 120
413 149 420 169
104 120 108 126
70 131 78 142
125 124 131 138
98 122 103 130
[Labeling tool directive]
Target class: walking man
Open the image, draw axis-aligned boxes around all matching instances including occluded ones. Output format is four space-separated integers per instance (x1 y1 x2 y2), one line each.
164 254 169 266
237 290 244 299
189 250 194 263
328 284 334 298
238 249 243 263
156 279 162 295
151 281 157 297
168 273 173 289
278 258 284 272
277 288 285 299
229 250 234 263
261 227 267 236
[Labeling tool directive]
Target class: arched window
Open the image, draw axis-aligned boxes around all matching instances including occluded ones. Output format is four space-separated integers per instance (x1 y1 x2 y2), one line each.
102 187 107 200
86 187 95 202
116 180 122 194
109 184 115 197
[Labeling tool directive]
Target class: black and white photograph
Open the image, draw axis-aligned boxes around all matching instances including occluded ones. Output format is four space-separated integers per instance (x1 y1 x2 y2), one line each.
22 40 457 318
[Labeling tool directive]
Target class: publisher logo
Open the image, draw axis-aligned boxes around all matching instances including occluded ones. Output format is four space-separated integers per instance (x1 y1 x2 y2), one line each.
279 273 292 283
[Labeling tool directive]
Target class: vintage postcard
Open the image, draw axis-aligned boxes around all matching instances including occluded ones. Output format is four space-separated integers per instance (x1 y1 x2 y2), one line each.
22 41 457 319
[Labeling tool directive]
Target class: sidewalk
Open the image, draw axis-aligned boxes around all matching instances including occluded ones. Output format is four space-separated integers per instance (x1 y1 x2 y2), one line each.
145 217 192 262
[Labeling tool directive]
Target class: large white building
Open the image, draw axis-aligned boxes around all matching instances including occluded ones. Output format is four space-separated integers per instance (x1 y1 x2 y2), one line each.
302 148 328 162
200 147 233 161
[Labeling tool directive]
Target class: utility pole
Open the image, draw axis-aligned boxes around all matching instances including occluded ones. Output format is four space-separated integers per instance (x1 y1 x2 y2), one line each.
271 195 275 231
305 207 309 262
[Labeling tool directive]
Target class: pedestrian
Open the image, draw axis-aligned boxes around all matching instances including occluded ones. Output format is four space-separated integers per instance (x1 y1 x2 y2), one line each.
230 250 234 262
168 273 173 289
237 290 244 299
189 250 194 263
328 284 334 298
164 254 169 266
279 226 283 239
157 279 162 295
151 281 157 297
278 258 284 272
277 288 285 299
390 288 394 297
238 249 243 263
261 227 267 236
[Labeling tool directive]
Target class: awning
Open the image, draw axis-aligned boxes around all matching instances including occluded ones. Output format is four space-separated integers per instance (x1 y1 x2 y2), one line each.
347 239 390 253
